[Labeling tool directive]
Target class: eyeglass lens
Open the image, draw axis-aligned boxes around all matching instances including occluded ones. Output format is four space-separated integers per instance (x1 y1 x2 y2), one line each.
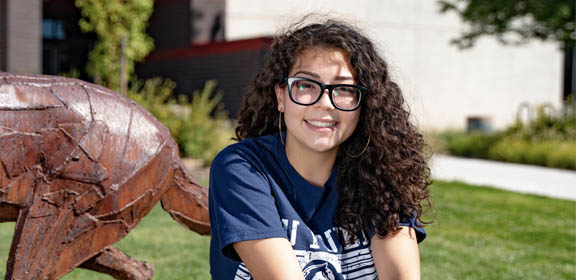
290 79 360 110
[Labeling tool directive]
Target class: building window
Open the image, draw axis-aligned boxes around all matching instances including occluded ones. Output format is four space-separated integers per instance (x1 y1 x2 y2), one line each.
42 19 66 40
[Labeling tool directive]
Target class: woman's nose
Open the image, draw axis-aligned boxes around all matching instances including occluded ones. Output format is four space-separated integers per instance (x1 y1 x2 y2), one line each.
315 89 335 110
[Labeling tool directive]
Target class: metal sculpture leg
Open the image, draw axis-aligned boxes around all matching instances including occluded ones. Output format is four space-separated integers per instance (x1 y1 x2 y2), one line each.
6 181 73 279
160 163 210 235
80 247 154 280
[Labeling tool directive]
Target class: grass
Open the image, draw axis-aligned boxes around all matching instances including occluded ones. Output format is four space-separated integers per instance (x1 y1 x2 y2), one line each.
420 181 576 279
0 180 574 279
0 204 210 280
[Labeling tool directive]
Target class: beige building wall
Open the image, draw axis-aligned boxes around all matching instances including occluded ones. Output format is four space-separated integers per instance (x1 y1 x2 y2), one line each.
2 0 42 74
225 0 563 130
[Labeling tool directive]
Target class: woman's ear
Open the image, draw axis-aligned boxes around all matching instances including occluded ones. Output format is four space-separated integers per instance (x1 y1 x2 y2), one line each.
274 84 285 112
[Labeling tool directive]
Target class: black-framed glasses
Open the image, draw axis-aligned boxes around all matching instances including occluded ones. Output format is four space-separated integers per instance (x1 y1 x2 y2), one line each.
285 77 368 111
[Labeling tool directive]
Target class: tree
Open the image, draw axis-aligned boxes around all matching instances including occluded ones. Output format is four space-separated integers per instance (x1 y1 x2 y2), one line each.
437 0 575 102
75 0 155 94
437 0 574 49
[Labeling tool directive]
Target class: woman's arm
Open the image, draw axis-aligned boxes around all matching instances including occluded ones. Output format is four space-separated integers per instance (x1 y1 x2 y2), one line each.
233 237 305 280
371 226 421 280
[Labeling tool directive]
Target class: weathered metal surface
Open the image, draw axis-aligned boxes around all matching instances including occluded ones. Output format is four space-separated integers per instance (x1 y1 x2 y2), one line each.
0 72 210 280
79 247 154 280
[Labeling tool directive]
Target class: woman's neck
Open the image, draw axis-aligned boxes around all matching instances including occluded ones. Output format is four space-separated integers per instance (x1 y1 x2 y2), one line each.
284 141 337 187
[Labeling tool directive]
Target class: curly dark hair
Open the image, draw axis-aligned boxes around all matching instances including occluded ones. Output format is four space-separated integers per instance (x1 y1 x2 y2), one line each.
235 17 432 241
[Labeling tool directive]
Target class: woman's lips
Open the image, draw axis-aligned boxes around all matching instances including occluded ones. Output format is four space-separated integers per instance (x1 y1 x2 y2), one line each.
305 119 337 132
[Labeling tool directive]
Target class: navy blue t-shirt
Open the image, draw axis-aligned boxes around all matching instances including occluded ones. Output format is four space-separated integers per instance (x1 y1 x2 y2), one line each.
209 133 425 279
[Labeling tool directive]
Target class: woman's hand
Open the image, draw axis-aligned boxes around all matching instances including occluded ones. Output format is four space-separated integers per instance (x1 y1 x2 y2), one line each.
233 237 306 280
371 226 421 280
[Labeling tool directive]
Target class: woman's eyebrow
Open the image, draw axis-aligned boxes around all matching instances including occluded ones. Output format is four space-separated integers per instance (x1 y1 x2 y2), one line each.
293 70 319 78
334 76 354 81
293 71 355 81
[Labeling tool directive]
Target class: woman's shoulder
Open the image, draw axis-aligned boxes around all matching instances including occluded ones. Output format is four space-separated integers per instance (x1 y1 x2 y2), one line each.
211 134 280 168
210 134 281 192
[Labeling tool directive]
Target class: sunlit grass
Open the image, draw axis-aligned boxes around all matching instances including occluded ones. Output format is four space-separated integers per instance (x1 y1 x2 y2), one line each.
0 180 574 279
63 203 211 280
420 181 575 279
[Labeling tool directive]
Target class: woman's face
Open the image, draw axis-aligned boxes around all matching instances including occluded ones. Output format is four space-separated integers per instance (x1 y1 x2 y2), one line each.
275 47 361 155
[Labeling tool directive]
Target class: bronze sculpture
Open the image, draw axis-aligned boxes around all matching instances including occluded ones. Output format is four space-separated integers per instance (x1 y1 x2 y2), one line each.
0 72 210 280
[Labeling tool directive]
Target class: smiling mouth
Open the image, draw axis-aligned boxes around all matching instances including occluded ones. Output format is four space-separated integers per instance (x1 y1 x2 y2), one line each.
305 120 337 128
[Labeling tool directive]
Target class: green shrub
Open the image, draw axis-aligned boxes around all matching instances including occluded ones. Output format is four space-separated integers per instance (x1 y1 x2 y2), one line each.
435 101 575 170
523 142 549 166
505 103 576 142
439 131 501 158
127 78 233 166
178 81 234 166
488 138 576 169
422 131 447 155
487 137 525 163
546 142 576 169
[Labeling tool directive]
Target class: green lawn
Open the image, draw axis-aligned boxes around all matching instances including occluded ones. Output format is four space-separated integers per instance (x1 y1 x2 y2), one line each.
0 181 574 279
420 181 575 280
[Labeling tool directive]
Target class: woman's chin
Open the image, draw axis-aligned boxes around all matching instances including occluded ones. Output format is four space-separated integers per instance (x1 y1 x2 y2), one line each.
308 141 339 154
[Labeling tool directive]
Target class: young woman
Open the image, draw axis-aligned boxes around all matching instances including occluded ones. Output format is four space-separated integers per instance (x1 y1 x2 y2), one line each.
209 18 431 280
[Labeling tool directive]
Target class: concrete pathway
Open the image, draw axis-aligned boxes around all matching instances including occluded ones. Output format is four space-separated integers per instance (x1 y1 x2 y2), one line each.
430 155 576 201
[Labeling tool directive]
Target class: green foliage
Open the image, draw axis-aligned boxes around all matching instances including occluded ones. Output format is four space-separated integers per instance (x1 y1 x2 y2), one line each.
59 68 81 79
75 0 155 91
439 131 502 158
506 104 576 141
489 138 576 169
422 131 448 155
178 81 233 166
127 78 233 165
437 103 576 170
437 0 575 49
75 0 231 165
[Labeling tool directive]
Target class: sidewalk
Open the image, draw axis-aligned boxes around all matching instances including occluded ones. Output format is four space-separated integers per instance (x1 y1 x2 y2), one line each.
430 155 576 201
